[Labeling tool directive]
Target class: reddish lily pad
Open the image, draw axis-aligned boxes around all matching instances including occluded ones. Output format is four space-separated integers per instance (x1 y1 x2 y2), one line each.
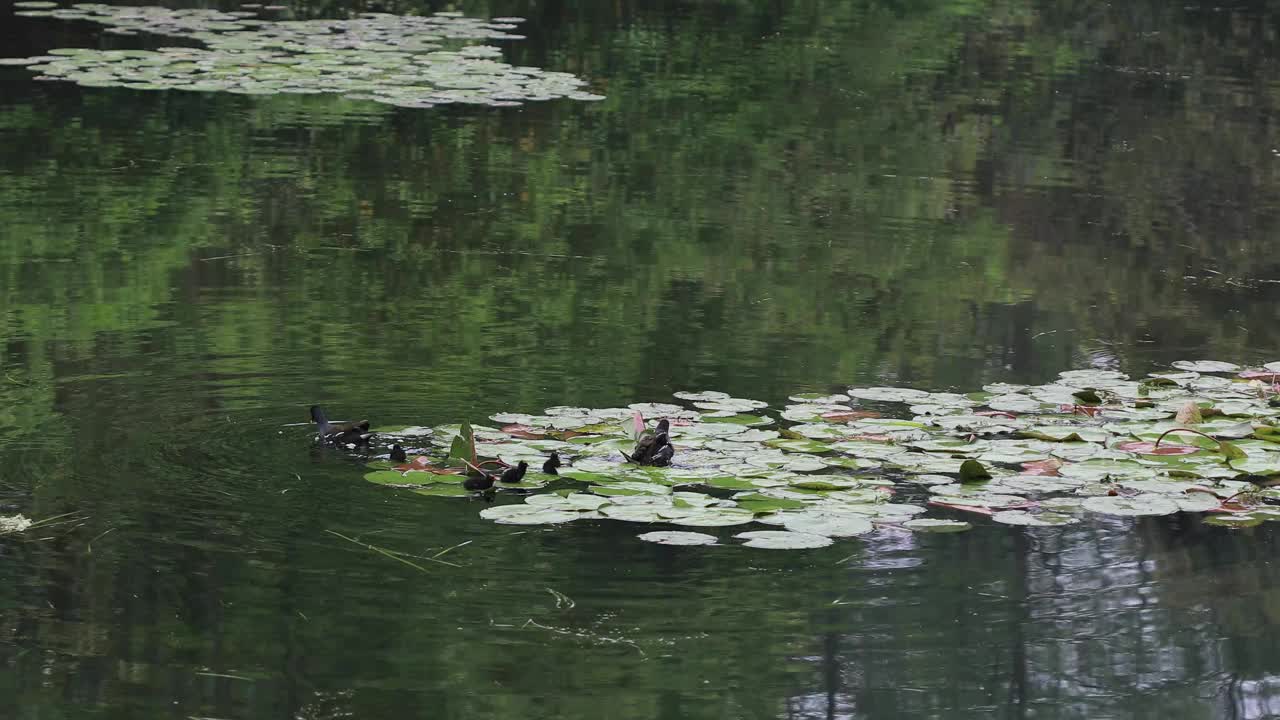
1020 458 1063 476
1114 440 1201 456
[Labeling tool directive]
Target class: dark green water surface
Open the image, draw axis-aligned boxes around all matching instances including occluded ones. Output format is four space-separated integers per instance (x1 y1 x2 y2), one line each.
3 0 1280 717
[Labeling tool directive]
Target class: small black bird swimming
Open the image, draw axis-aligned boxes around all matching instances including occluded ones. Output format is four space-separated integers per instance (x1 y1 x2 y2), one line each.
500 460 528 484
464 472 497 491
542 451 561 475
310 405 373 445
624 418 673 467
389 444 407 462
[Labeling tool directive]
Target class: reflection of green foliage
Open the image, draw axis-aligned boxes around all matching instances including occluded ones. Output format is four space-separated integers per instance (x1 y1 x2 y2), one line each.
3 0 1280 717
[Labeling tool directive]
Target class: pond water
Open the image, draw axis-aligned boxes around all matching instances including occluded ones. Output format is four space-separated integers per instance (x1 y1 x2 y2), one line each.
3 0 1280 717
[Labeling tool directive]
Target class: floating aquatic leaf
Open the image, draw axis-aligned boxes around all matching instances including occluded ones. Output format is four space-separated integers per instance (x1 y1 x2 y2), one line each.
734 530 833 549
1173 360 1241 373
668 508 757 527
902 518 972 533
365 470 458 486
848 387 933 403
14 6 602 108
1081 494 1181 516
479 505 582 525
637 531 719 546
777 513 874 537
991 510 1080 526
413 485 471 497
1113 440 1201 456
1203 513 1265 528
673 390 731 402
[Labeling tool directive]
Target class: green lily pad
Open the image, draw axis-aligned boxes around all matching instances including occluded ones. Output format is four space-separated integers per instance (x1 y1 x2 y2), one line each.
902 518 972 533
734 530 833 549
479 505 582 525
637 531 719 546
990 510 1080 526
413 485 471 498
1081 494 1181 516
364 470 457 486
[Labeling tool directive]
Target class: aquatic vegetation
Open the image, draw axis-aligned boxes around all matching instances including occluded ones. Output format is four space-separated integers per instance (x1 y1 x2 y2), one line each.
365 361 1280 549
2 4 603 108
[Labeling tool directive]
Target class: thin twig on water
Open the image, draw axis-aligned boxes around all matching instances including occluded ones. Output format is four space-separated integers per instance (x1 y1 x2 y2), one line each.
87 527 116 554
325 529 461 570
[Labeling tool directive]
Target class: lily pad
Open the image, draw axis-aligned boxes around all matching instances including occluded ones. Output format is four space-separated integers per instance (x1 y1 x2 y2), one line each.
479 505 582 525
637 531 719 546
990 510 1080 526
1173 360 1241 373
901 518 972 533
734 530 834 549
1081 494 1181 517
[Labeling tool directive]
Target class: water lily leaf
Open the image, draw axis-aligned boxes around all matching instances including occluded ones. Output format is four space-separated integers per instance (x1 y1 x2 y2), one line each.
848 387 932 403
413 485 471 497
365 470 456 486
1019 426 1110 443
673 390 730 402
637 531 718 546
789 392 851 403
901 518 972 533
1114 440 1201 456
1173 360 1241 373
777 513 874 537
734 530 833 549
479 505 582 525
667 508 757 526
991 510 1080 526
1081 494 1181 516
733 494 808 513
767 439 833 454
1203 513 1265 528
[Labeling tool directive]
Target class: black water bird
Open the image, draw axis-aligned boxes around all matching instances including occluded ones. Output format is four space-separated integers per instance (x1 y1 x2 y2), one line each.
310 405 373 445
464 472 497 491
389 444 408 462
500 460 529 484
624 418 674 467
542 451 561 475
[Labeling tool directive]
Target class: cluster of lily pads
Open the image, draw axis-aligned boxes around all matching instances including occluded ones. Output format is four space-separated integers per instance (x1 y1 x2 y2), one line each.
365 360 1280 550
1 3 603 107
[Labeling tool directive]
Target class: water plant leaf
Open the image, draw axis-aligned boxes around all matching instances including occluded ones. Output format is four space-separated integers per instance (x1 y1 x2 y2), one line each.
1113 440 1200 456
777 513 874 537
990 510 1080 526
901 518 972 533
1172 360 1241 373
733 494 807 513
637 531 718 546
1081 494 1181 516
479 505 582 525
365 470 458 486
734 530 833 549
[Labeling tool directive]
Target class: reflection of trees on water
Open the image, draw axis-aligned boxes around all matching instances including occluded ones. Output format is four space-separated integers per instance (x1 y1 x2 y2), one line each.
781 519 1280 719
4 0 1280 718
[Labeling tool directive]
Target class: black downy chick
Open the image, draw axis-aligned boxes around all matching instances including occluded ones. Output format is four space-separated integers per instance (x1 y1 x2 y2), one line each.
464 472 497 491
542 451 562 475
310 405 373 445
389 444 408 462
500 460 529 484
